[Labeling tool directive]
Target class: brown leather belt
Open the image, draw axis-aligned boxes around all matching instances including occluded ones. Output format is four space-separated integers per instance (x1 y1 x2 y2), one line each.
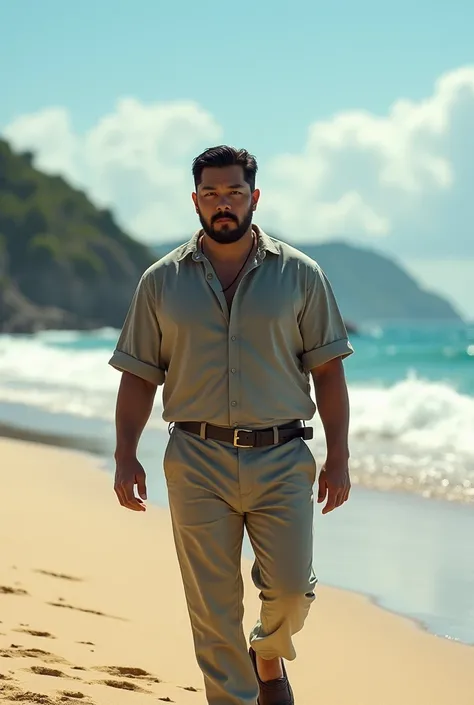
173 420 313 448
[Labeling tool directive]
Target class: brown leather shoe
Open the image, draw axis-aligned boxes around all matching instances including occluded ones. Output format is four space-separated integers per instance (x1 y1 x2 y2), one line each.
249 647 294 705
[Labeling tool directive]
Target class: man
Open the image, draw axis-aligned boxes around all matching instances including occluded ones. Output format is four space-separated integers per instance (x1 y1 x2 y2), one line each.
109 145 353 705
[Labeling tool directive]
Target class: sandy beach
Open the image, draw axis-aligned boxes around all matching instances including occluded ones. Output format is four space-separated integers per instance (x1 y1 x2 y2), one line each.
1 437 473 705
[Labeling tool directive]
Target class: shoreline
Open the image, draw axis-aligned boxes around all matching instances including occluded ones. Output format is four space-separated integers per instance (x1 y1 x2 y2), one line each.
322 580 470 647
0 421 107 456
1 435 474 705
1 420 473 649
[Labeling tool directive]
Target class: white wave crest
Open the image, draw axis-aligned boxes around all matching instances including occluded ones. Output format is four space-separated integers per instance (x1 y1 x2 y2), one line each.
349 376 474 457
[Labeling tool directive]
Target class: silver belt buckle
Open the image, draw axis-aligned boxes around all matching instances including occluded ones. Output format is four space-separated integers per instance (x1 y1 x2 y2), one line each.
233 428 253 448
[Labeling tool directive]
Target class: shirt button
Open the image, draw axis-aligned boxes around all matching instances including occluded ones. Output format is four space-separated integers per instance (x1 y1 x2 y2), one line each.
206 273 213 280
231 368 236 373
231 335 236 341
231 401 237 406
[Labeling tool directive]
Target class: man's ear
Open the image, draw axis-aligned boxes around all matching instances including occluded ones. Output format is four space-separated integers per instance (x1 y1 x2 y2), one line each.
252 188 261 210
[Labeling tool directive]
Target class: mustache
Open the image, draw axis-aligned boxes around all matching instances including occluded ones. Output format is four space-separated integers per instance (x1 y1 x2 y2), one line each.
212 213 238 224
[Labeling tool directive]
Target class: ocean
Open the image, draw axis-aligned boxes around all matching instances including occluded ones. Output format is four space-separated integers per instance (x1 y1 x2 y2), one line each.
1 321 473 645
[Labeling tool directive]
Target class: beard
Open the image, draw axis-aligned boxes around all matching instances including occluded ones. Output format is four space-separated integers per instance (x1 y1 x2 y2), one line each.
198 206 254 244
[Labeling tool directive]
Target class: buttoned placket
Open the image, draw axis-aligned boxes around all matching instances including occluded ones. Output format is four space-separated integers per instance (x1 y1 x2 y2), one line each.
193 246 266 427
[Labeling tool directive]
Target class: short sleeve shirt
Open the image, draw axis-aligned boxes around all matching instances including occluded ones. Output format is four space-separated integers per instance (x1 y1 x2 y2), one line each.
108 226 354 428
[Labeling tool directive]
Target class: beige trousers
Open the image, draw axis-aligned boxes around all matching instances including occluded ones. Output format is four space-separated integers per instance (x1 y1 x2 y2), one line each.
163 427 318 705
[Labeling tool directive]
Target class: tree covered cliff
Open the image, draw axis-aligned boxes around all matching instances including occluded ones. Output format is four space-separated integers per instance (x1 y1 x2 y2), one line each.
0 139 154 333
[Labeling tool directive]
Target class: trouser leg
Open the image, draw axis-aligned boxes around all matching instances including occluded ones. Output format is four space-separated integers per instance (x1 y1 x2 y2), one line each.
164 428 258 705
244 437 318 661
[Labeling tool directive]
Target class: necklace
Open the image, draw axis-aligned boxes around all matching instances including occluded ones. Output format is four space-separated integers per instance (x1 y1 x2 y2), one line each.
221 234 255 293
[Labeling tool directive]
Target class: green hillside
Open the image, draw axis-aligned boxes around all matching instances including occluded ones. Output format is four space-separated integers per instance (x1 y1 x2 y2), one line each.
293 240 460 324
0 139 154 333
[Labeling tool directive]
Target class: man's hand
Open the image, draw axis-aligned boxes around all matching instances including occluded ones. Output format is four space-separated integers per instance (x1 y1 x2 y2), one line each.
317 457 351 515
114 456 147 512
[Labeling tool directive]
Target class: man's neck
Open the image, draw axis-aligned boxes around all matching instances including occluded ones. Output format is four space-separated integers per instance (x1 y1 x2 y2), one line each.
201 228 255 264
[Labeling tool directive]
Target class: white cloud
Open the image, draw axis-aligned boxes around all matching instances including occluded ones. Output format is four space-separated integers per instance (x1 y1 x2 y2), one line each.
260 66 474 255
2 67 474 258
5 107 80 180
3 97 222 240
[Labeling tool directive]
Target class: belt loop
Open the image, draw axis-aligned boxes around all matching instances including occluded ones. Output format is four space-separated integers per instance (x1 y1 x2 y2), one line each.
200 422 207 439
272 425 279 444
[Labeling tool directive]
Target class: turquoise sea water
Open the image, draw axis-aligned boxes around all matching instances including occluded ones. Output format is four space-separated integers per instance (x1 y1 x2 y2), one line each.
0 321 473 644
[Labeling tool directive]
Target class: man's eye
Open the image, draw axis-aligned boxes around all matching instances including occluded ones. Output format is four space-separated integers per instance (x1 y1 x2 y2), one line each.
231 191 242 195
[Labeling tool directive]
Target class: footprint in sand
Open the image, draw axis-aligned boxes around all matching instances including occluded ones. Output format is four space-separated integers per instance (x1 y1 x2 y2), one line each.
15 628 56 639
47 602 126 621
0 646 68 664
93 666 201 701
0 677 54 704
29 666 66 678
1 682 93 704
0 585 29 596
95 665 161 684
180 685 202 692
59 690 91 702
35 570 83 583
25 665 83 685
1 688 56 704
98 678 150 693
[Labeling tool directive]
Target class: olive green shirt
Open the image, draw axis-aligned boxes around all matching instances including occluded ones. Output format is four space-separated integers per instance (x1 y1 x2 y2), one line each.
108 226 353 429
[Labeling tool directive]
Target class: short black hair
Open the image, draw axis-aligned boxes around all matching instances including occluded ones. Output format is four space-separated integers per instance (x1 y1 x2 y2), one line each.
192 145 258 191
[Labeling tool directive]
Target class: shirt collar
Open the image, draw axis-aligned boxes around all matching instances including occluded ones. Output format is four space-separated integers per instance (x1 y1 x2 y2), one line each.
177 224 280 262
176 230 202 261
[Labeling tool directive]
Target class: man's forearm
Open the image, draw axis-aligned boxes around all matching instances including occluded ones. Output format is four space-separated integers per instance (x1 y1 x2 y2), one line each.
114 371 157 460
311 358 350 460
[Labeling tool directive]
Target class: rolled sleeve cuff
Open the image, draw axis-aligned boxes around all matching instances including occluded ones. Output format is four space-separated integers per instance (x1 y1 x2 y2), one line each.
301 338 354 372
108 350 166 386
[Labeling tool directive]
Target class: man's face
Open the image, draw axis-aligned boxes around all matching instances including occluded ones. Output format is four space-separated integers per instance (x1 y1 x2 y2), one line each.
192 165 260 244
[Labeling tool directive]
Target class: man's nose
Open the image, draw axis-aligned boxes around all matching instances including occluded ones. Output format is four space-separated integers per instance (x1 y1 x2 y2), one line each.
216 198 231 210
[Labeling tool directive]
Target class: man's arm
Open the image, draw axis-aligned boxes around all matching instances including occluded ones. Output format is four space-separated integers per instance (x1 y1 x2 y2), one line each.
113 371 157 512
108 270 165 512
297 260 353 514
114 371 157 462
311 357 351 514
311 357 350 461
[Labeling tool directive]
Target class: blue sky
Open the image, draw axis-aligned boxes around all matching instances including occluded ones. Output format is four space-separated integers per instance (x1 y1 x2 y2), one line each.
1 0 474 316
2 0 473 150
